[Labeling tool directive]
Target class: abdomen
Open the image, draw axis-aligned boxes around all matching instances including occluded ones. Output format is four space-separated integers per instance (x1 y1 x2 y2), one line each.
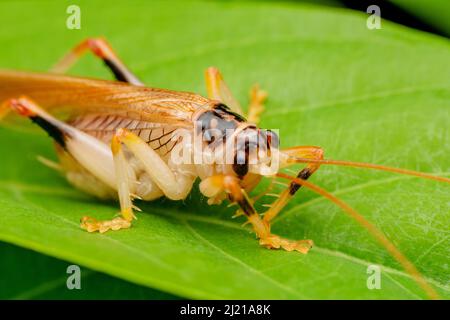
69 113 181 158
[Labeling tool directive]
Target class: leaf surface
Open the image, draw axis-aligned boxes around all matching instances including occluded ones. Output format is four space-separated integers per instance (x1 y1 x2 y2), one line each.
0 243 177 299
0 0 449 299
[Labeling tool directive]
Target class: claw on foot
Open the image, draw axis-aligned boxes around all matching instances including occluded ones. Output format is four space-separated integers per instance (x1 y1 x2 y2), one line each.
80 216 131 233
260 235 313 254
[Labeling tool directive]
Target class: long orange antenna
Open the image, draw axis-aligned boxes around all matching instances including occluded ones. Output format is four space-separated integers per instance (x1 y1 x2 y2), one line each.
287 157 450 184
276 172 440 300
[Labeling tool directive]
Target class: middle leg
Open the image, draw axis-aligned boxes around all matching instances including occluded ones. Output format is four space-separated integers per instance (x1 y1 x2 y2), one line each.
80 132 138 233
82 128 197 233
51 37 143 85
3 96 138 233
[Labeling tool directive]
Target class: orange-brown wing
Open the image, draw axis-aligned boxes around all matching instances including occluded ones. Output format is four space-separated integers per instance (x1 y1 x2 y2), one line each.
0 70 211 127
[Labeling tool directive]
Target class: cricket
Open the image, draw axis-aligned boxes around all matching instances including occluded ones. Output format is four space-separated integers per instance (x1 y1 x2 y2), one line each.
0 38 448 299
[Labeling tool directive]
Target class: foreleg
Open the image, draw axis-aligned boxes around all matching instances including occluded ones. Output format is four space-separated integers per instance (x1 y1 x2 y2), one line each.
263 146 324 222
200 175 313 253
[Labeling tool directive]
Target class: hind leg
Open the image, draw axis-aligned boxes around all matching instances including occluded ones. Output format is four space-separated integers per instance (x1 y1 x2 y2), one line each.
51 37 143 85
4 97 117 187
83 127 198 232
55 144 117 200
3 96 137 232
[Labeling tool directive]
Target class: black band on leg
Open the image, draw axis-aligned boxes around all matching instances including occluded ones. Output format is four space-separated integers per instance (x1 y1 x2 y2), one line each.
30 116 69 149
229 190 256 216
103 58 130 83
288 167 312 195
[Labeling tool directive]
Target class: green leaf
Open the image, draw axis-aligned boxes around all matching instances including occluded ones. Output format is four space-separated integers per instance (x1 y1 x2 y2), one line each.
0 0 449 299
389 0 450 37
0 242 179 299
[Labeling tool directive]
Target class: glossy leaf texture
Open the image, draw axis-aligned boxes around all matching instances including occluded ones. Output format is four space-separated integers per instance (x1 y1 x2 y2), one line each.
0 243 178 299
0 0 449 299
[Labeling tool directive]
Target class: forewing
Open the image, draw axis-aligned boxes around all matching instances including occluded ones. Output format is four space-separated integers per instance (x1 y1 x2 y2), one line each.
0 70 211 127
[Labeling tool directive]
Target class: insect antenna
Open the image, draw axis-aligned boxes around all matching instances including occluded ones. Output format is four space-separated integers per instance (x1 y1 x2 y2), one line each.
288 157 450 184
276 172 440 300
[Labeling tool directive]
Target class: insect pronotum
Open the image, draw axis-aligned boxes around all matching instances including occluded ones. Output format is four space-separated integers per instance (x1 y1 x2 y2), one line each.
0 38 448 299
